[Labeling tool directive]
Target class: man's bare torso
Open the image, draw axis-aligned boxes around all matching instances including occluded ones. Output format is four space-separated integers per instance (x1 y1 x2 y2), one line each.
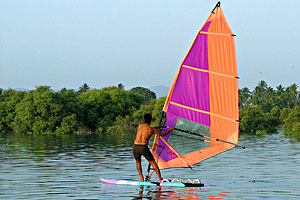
134 123 154 145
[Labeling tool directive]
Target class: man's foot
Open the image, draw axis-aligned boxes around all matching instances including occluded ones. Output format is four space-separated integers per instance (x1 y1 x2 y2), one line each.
140 178 144 182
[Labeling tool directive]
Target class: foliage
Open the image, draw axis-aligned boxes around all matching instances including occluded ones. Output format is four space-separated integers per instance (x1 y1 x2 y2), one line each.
1 81 300 137
12 86 65 134
239 87 251 107
78 86 144 132
0 84 154 134
55 114 78 134
130 87 156 103
106 97 166 135
282 106 300 136
106 115 137 135
239 105 277 134
152 97 167 125
78 83 90 94
238 81 300 136
0 89 26 133
117 83 125 90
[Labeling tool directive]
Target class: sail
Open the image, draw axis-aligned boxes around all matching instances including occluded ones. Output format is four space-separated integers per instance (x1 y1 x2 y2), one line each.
152 2 239 170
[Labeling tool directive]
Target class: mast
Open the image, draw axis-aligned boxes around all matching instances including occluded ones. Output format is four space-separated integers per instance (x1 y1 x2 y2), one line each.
146 111 165 180
211 1 221 13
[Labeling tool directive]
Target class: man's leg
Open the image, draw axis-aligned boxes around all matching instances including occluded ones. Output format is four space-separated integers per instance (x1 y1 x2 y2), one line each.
149 160 163 182
136 160 144 182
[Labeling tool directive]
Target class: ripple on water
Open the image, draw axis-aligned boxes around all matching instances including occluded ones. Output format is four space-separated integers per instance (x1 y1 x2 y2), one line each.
1 132 300 199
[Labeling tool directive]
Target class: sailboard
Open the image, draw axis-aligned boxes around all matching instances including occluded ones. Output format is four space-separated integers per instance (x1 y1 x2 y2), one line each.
148 1 241 174
100 178 206 187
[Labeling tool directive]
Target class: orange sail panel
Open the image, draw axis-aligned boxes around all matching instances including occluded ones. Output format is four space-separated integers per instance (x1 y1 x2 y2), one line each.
152 3 239 170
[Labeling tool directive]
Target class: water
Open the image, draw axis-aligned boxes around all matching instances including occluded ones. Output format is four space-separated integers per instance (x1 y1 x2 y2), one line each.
0 132 299 199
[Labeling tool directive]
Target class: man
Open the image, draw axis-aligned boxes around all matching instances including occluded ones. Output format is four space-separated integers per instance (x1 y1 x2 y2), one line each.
133 114 174 182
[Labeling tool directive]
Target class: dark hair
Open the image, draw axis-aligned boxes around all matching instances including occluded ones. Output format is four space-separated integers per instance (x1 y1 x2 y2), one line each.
144 114 152 124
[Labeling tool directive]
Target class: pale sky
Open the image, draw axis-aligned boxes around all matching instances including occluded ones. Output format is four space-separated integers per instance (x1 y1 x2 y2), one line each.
0 0 299 91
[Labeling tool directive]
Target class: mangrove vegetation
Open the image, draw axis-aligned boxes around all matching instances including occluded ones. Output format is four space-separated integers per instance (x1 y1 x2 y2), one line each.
0 81 300 137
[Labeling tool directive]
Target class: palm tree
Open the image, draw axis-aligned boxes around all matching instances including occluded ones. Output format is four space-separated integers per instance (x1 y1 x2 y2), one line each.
78 83 90 94
239 87 251 108
285 84 298 108
251 80 268 105
117 83 125 90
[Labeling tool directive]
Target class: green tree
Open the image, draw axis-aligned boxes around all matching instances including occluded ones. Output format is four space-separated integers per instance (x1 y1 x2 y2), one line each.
274 84 286 109
78 86 143 133
260 87 276 113
239 87 251 108
251 80 268 106
131 99 158 125
12 86 63 134
106 115 137 135
0 89 26 133
151 97 166 126
282 106 300 136
57 88 80 119
239 105 277 134
55 114 78 134
3 80 300 136
78 83 90 94
285 84 298 108
117 83 125 90
273 84 299 109
130 87 156 103
106 97 166 135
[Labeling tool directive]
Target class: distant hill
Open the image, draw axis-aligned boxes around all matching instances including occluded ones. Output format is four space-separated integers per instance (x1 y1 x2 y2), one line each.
150 85 169 98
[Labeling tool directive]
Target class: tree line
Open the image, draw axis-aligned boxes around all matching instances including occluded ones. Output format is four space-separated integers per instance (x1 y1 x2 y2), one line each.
0 84 156 135
0 81 299 137
239 80 300 136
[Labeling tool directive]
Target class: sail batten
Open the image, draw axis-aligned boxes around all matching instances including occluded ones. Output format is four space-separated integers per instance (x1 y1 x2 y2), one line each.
152 3 239 170
199 31 235 37
182 65 238 79
169 101 237 122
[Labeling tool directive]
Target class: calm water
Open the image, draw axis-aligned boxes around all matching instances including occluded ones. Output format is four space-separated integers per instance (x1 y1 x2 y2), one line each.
0 132 299 200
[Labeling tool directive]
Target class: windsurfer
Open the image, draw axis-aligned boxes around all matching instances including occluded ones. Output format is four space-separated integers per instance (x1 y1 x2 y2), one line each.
133 114 174 182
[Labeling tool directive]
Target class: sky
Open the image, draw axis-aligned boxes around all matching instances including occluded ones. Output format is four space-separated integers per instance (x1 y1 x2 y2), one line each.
0 0 300 91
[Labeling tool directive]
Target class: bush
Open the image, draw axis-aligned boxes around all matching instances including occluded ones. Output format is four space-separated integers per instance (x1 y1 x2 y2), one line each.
282 106 300 136
239 105 278 135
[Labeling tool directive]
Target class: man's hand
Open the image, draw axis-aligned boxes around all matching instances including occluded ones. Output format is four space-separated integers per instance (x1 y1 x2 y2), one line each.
154 126 175 132
169 127 175 131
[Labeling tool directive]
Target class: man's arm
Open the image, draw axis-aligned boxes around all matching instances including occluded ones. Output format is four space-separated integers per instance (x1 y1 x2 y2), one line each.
152 127 175 137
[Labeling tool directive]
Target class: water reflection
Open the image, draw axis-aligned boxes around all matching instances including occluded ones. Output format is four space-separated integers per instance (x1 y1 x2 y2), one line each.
132 186 239 200
1 132 300 199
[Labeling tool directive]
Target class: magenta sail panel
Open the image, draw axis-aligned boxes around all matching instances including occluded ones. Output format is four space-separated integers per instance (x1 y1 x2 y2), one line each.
156 113 180 162
183 21 211 69
169 19 211 126
170 68 210 119
156 138 178 162
157 108 210 163
156 21 212 163
167 103 210 127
